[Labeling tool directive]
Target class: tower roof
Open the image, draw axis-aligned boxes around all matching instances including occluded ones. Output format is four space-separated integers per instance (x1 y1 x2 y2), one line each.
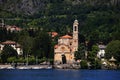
60 35 72 39
74 19 78 23
73 19 79 25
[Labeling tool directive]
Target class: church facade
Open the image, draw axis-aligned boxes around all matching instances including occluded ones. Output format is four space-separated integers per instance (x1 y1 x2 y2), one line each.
54 20 79 64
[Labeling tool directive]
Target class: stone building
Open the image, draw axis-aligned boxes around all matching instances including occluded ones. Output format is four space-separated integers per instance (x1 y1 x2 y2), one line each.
97 44 106 58
54 20 79 64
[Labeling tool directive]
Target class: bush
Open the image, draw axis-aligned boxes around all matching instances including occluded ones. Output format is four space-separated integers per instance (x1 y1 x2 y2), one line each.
17 57 26 63
80 60 88 69
39 57 47 63
28 56 36 65
90 59 101 69
7 57 17 63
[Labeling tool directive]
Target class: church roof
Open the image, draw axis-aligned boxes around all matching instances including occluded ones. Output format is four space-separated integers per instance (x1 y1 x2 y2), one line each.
60 35 72 39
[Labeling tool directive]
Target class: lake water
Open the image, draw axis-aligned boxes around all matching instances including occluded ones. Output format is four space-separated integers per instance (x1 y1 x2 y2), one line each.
0 69 120 80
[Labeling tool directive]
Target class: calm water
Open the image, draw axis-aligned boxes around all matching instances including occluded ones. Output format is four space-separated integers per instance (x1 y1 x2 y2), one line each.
0 69 120 80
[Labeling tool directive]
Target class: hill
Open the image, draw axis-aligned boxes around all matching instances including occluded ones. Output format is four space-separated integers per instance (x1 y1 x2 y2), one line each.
0 0 120 44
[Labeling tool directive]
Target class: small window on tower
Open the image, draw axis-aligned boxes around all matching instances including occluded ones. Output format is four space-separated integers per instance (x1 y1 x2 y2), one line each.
75 26 77 31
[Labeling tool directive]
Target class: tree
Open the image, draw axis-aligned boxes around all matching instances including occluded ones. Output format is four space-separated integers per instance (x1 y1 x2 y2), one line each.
75 43 86 60
88 45 99 61
87 45 100 69
105 40 120 62
32 31 53 59
18 31 33 57
0 27 7 41
1 45 18 63
80 60 88 69
90 58 101 69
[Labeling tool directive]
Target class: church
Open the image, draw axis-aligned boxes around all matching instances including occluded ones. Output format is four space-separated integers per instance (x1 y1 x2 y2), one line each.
54 20 79 64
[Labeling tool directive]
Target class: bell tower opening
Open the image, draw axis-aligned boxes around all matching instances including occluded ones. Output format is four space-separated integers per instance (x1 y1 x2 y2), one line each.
74 26 77 31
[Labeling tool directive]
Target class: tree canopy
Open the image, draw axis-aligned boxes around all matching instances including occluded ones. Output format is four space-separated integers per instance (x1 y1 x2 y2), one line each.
105 40 120 62
1 45 18 63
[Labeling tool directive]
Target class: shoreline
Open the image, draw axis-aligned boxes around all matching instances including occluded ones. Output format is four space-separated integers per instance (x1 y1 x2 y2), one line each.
0 64 119 70
0 64 52 69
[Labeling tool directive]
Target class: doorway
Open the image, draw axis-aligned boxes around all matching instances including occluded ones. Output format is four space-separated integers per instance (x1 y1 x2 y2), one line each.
62 54 66 64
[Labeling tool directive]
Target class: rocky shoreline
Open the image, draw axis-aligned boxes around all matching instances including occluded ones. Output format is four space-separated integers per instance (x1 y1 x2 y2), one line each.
53 64 80 69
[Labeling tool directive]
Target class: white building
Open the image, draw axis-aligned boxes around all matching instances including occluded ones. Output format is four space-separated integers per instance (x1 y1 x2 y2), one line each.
6 25 22 32
0 40 23 55
97 44 106 58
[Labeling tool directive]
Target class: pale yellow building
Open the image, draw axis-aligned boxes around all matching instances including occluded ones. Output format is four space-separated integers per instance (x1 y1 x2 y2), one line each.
54 20 79 64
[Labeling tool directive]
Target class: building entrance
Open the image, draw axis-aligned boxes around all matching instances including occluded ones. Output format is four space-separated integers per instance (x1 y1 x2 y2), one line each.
62 54 66 64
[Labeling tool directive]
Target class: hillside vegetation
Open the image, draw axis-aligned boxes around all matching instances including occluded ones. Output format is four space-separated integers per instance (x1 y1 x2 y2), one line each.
0 0 120 44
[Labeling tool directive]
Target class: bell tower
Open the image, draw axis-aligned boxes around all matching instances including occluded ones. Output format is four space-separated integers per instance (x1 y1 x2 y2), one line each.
72 20 79 51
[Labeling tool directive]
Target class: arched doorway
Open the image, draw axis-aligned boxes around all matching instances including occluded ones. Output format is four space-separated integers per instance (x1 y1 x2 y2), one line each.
62 54 66 64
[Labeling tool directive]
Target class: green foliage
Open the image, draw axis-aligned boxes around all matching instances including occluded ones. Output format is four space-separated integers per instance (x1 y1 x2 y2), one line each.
0 0 120 45
87 45 101 69
7 57 17 63
1 45 18 63
32 31 53 59
80 60 88 69
0 0 120 64
28 56 36 65
105 40 120 62
0 27 7 41
18 31 34 56
90 59 101 69
75 43 86 60
88 45 99 61
17 57 26 63
91 45 99 54
39 57 47 63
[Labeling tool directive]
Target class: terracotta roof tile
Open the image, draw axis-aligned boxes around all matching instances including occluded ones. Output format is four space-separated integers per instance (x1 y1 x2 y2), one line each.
60 35 72 39
1 40 16 45
48 32 58 37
